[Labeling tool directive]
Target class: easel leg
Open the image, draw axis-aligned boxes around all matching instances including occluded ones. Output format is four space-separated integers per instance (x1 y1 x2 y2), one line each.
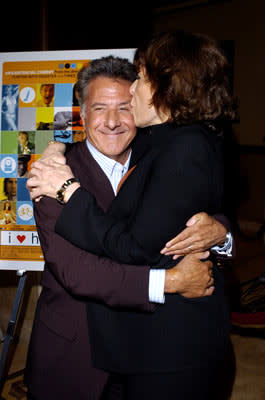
0 271 27 394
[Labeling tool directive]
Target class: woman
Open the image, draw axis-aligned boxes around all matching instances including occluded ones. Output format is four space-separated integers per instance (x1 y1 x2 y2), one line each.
0 201 16 224
29 31 236 399
1 85 19 131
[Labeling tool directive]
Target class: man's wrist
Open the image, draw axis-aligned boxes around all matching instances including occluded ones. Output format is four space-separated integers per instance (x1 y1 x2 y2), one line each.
164 268 181 294
63 182 81 203
56 178 80 204
149 269 165 303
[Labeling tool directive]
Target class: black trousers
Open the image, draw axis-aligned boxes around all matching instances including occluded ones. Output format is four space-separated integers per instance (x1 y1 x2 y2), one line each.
101 364 221 400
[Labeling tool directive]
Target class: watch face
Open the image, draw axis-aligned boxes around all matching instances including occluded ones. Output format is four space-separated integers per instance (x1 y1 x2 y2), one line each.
56 189 65 204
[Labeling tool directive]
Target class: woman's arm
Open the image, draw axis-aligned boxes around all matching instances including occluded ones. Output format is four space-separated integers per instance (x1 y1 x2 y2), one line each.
55 130 223 265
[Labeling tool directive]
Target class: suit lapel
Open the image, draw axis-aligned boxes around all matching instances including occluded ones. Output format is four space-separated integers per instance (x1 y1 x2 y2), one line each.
116 165 137 194
67 141 115 211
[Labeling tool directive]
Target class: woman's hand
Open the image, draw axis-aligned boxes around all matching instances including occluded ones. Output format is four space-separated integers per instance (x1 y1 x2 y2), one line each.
160 212 227 259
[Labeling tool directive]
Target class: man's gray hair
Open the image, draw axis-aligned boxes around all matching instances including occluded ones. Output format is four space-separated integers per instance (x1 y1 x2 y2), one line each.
75 55 137 115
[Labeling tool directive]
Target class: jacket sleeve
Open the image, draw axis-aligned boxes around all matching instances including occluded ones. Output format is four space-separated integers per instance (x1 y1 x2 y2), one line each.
55 131 224 266
34 196 154 311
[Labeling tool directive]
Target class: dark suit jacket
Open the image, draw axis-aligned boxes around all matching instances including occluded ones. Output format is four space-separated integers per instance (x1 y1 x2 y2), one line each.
55 123 231 374
24 141 154 400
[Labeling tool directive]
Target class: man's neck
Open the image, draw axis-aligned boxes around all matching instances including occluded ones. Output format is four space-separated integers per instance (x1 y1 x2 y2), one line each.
86 139 131 166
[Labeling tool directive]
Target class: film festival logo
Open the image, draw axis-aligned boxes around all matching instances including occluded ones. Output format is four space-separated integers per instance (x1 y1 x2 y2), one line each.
1 156 16 175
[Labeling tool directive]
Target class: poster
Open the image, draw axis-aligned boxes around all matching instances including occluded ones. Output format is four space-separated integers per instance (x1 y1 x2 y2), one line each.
0 50 135 261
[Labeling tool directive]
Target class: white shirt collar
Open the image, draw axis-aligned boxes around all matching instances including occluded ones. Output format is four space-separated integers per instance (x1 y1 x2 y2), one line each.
86 139 132 194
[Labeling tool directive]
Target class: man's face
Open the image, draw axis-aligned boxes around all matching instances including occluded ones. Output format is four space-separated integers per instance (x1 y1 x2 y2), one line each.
82 77 136 164
18 159 27 176
40 85 54 106
18 132 28 146
73 130 86 142
5 178 17 198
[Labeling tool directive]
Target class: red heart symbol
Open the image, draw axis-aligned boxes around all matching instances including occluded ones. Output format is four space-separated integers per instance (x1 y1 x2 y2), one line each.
17 235 26 243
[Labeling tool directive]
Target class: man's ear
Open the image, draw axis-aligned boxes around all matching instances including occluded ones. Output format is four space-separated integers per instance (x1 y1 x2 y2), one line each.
80 111 86 128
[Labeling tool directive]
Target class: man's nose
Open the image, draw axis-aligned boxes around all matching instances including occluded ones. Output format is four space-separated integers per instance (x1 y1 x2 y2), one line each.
104 110 121 129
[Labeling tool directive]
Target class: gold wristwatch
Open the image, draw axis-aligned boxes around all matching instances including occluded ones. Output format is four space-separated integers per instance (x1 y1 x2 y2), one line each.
56 178 80 204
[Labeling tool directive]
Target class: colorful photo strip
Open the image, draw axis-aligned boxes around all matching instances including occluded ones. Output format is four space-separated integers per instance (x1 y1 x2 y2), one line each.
0 60 89 232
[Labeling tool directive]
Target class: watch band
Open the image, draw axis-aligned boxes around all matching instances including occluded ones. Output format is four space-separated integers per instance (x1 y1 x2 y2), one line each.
56 177 80 204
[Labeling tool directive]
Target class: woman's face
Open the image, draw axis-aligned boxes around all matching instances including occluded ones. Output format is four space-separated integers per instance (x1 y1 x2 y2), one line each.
130 69 167 128
6 86 12 95
4 202 11 211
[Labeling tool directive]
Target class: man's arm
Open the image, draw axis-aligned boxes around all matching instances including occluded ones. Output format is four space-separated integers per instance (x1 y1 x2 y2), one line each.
35 196 153 311
35 196 214 310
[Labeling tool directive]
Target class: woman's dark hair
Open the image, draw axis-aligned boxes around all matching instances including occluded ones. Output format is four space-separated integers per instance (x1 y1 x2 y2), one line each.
134 30 237 125
76 56 137 114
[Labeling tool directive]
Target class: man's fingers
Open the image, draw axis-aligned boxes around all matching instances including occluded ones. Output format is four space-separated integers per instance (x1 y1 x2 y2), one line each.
194 251 210 260
30 160 45 170
205 286 215 296
27 169 40 181
185 213 203 227
26 177 40 189
45 153 66 164
40 154 66 166
30 187 43 200
172 254 181 260
34 195 43 203
208 278 214 287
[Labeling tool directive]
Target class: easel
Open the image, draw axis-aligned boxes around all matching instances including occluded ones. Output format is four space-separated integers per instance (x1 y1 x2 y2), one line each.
0 261 44 397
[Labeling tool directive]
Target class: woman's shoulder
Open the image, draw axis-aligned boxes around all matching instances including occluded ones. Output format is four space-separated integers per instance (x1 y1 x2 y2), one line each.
153 123 222 166
170 123 222 148
162 123 212 146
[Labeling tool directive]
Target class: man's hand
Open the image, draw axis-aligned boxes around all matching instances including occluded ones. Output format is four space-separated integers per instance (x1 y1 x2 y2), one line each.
27 142 69 202
160 212 227 259
39 142 66 165
26 160 78 201
164 251 214 298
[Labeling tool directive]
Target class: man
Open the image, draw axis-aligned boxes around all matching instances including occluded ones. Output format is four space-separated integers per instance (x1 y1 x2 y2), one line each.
4 178 17 201
36 84 54 107
26 56 232 400
18 155 31 178
18 131 35 154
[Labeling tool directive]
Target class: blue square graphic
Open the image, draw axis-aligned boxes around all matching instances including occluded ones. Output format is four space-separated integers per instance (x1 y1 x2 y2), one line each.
16 201 35 225
0 154 18 177
17 178 31 201
54 130 73 143
54 84 73 107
